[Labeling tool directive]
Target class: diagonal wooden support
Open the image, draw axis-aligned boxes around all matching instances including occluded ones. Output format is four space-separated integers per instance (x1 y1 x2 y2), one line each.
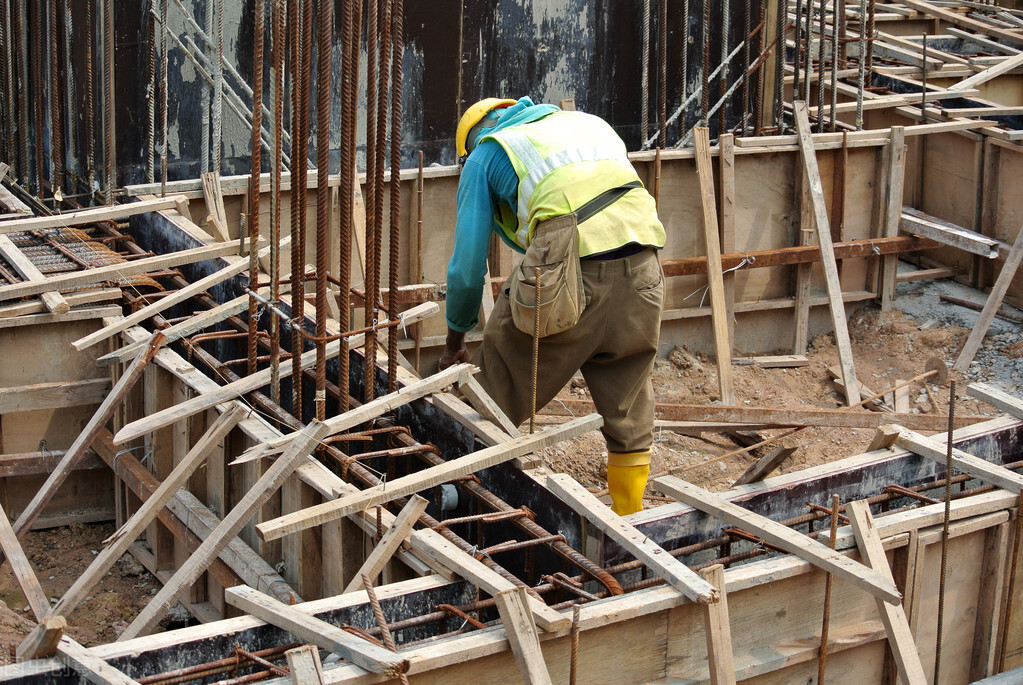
16 616 66 661
731 445 799 486
256 414 602 542
286 645 325 685
893 426 1023 493
225 585 409 677
653 475 901 603
11 332 164 540
693 127 735 405
457 375 521 438
118 420 332 641
493 586 554 685
545 473 718 604
793 102 860 405
954 222 1023 372
343 495 429 594
113 302 439 444
0 502 50 621
0 195 190 235
847 500 928 685
968 382 1023 421
50 405 247 618
0 235 70 314
698 564 737 685
57 637 141 685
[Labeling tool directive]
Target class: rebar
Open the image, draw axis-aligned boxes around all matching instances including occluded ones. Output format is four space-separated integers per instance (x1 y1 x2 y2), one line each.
830 0 839 131
314 0 333 421
570 604 581 685
772 0 783 131
802 0 813 102
0 0 10 172
794 0 803 102
337 0 359 414
50 0 63 194
642 0 650 144
214 0 223 172
145 0 155 183
719 0 729 138
816 0 827 132
201 0 211 174
160 0 169 196
741 0 751 134
680 0 689 140
817 494 840 685
104 0 114 201
701 0 710 125
659 0 667 146
13 0 27 185
934 379 956 684
248 0 265 378
32 0 42 195
856 0 866 129
387 0 404 392
269 0 285 407
290 0 312 421
865 0 875 87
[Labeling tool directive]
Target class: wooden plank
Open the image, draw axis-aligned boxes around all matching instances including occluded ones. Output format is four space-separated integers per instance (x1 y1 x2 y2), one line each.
731 355 809 368
968 382 1023 419
897 0 1023 45
257 414 601 542
951 51 1023 91
233 361 474 463
71 237 287 351
880 127 906 311
15 616 66 661
693 127 735 405
457 375 521 438
0 241 241 304
545 473 718 603
894 382 911 414
200 172 231 243
846 500 928 685
793 102 860 406
718 133 736 347
118 420 332 640
955 221 1023 372
10 333 164 539
0 378 110 414
731 446 799 486
900 207 1000 258
0 235 70 314
0 502 50 621
793 173 814 355
410 527 571 632
225 585 409 677
653 475 901 603
0 196 189 235
698 564 737 685
492 587 554 685
894 427 1023 494
430 393 513 446
342 494 428 594
50 406 247 618
113 302 440 444
0 287 120 319
57 638 141 685
286 645 325 685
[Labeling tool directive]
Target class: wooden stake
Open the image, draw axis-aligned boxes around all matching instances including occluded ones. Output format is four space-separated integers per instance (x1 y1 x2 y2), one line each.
493 587 554 685
0 502 50 620
285 645 326 685
880 126 906 311
16 616 66 661
698 564 737 685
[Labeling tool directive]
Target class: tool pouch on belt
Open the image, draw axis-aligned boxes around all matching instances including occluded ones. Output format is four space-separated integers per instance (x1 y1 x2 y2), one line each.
507 213 584 338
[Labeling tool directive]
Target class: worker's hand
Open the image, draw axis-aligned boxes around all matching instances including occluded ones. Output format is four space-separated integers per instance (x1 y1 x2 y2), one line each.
438 344 469 371
439 328 469 371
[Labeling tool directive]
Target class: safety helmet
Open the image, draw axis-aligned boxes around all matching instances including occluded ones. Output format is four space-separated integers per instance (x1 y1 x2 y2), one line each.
456 98 518 158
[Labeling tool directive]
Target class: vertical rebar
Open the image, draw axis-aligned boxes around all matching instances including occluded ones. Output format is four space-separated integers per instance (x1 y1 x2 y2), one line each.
337 0 358 415
33 0 42 194
569 604 581 685
802 0 812 102
855 0 866 130
146 2 156 183
0 0 11 171
214 0 224 173
741 0 751 134
772 0 782 131
363 575 409 685
13 0 28 185
865 0 875 88
934 379 956 684
314 0 333 420
290 0 311 421
49 0 62 196
248 0 266 377
830 0 839 131
680 0 689 139
816 0 826 131
794 0 803 104
269 0 285 407
817 493 840 684
104 0 114 200
363 0 379 402
701 0 710 126
86 0 96 195
160 0 169 196
658 0 666 147
201 0 212 174
838 0 847 63
718 0 729 137
642 0 650 144
63 0 76 182
386 0 403 392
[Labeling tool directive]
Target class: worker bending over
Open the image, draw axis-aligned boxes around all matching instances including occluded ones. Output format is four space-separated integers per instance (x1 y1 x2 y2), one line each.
440 96 666 515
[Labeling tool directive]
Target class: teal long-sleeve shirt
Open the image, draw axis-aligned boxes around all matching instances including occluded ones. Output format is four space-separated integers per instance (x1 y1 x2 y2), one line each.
445 98 560 333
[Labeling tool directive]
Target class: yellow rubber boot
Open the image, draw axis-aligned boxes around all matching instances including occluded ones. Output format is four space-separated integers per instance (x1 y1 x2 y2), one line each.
607 450 651 516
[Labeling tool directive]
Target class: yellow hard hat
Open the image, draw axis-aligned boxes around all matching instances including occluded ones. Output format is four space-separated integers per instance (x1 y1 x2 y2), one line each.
456 98 518 158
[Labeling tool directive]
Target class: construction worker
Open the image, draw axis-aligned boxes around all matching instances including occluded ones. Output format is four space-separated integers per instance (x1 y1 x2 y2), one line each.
438 96 666 516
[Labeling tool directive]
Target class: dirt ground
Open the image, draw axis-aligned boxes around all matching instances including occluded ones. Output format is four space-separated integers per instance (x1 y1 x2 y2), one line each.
0 296 1018 656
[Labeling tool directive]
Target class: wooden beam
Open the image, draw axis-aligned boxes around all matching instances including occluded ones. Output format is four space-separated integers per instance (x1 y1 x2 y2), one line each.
0 235 70 313
732 355 808 368
0 241 241 304
0 195 189 235
731 446 799 486
410 527 571 632
719 133 737 352
846 500 928 685
793 102 860 406
233 362 474 463
0 287 120 319
880 127 906 311
968 382 1023 420
699 564 737 685
951 51 1023 91
430 393 514 446
118 420 331 640
545 473 718 603
57 638 142 685
693 127 735 405
16 616 66 661
225 585 409 677
900 207 1000 258
955 222 1023 371
342 495 428 594
50 405 247 618
0 378 110 414
0 502 50 621
493 587 554 685
894 427 1023 494
10 333 164 539
71 237 287 351
652 475 901 603
200 172 231 243
256 414 602 542
457 376 521 438
113 302 439 444
286 645 326 685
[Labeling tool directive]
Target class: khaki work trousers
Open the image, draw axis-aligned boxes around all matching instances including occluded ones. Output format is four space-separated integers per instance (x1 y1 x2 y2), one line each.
474 247 664 453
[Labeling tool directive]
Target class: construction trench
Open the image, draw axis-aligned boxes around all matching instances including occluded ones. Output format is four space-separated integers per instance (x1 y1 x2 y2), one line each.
4 1 1023 683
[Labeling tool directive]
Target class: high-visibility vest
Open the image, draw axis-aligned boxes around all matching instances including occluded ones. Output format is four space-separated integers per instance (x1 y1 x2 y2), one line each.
482 111 666 256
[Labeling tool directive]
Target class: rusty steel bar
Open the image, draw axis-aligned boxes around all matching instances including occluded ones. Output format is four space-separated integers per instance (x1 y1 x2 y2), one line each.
386 0 403 392
290 0 311 421
817 494 840 685
247 0 265 378
232 644 289 678
658 0 667 146
865 0 875 87
431 508 532 530
363 577 409 685
160 0 168 196
314 0 332 420
816 0 827 132
363 0 379 404
269 0 285 407
680 0 689 140
741 0 751 134
718 0 728 138
481 534 566 556
337 0 358 414
13 0 28 184
435 603 488 630
146 2 155 183
544 572 602 602
642 0 650 143
701 0 710 125
137 643 302 685
884 484 938 505
103 0 114 201
934 380 957 684
52 0 65 193
32 0 42 195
